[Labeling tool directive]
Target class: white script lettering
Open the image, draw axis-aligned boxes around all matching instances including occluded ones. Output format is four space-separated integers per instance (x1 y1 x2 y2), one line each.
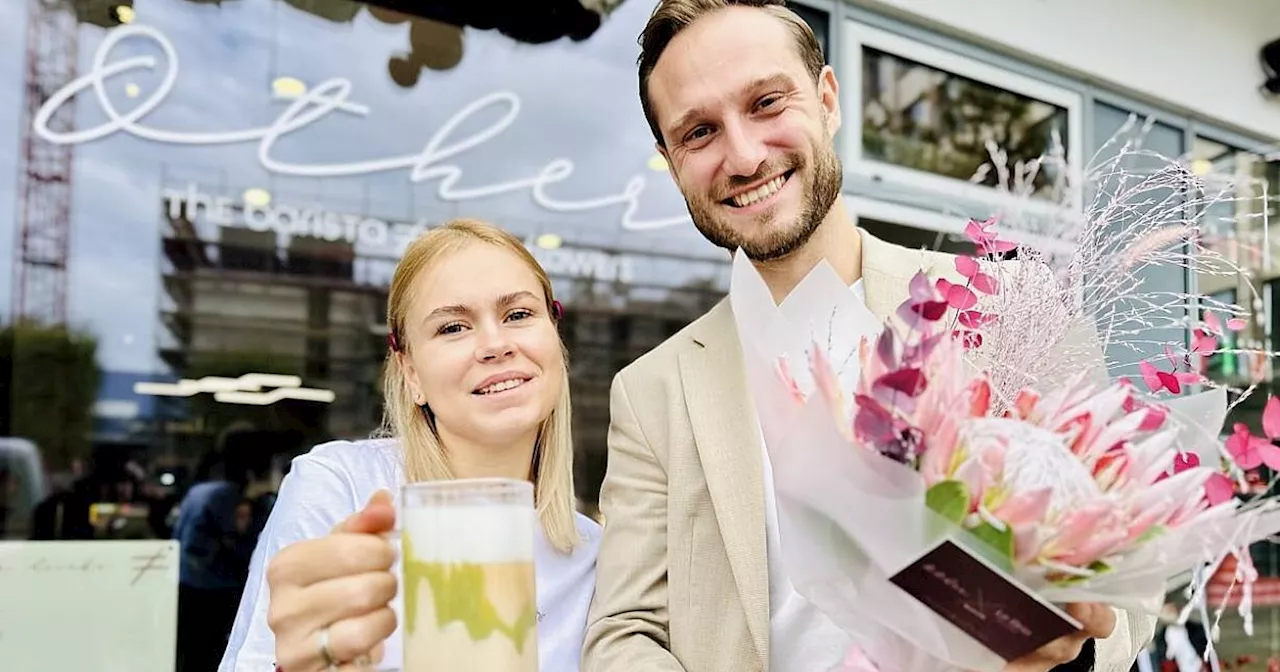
35 24 690 232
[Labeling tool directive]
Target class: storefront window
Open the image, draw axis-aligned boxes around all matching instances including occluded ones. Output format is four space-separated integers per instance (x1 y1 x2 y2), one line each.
842 19 1083 218
0 0 737 507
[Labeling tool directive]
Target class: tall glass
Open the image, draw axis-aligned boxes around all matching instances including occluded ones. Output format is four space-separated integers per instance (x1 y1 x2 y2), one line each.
400 478 539 671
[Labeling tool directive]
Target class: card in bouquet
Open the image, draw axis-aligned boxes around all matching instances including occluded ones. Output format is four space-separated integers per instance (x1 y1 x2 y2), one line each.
889 538 1082 662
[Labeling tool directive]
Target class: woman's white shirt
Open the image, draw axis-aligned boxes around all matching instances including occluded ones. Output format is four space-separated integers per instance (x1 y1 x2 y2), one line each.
218 439 601 671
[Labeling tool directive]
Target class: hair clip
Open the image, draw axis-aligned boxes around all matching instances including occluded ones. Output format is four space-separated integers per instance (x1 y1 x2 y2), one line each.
551 300 564 321
387 330 400 352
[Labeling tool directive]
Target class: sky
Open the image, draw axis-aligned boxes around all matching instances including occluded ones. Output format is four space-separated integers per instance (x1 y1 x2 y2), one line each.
0 0 723 375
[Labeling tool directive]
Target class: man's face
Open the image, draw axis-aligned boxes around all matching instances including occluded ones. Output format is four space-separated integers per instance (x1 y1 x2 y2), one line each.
647 7 843 261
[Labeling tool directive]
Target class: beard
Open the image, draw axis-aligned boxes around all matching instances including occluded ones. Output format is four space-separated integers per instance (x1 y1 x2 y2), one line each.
684 138 842 262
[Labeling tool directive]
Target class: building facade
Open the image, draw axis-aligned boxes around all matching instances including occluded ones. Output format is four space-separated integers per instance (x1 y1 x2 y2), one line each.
1 0 1279 665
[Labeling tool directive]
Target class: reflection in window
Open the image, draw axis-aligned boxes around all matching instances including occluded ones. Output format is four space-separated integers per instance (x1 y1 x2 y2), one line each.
860 47 1069 201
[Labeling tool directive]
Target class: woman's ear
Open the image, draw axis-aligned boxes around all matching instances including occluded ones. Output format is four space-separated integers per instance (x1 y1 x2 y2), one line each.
399 351 427 406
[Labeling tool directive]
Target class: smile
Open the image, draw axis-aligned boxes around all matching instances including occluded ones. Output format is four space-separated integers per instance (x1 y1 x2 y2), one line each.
725 170 793 208
473 377 531 395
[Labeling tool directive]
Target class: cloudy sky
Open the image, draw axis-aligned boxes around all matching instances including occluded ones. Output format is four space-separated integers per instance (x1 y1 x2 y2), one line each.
0 0 720 375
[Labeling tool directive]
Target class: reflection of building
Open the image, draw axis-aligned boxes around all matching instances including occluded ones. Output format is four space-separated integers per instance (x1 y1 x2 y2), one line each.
156 183 727 493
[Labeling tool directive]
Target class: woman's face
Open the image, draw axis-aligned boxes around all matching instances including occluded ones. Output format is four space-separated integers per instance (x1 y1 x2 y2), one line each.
399 242 564 452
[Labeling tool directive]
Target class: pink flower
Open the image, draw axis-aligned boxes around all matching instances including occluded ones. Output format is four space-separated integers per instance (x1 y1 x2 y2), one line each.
994 487 1052 527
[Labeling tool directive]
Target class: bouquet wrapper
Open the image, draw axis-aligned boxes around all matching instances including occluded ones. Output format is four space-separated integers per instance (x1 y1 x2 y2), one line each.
728 252 1280 671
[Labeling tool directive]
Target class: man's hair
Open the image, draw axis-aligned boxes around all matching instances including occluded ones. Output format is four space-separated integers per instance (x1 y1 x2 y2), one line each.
637 0 826 147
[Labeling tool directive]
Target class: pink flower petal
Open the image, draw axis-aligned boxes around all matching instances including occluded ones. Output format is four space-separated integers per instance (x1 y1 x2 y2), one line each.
971 272 999 295
1263 397 1280 440
1138 360 1163 392
1173 452 1200 473
1226 424 1264 469
1227 318 1248 331
964 219 990 246
945 284 978 310
994 487 1052 526
1261 443 1280 472
958 310 997 329
874 368 927 398
1140 405 1168 432
955 255 979 278
1191 329 1217 356
1205 473 1235 505
1203 311 1223 334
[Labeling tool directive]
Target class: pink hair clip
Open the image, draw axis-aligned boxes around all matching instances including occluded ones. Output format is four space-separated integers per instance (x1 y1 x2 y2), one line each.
551 300 564 321
387 330 401 352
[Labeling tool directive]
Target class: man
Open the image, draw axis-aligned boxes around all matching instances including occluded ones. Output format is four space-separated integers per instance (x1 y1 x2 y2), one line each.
582 2 1157 671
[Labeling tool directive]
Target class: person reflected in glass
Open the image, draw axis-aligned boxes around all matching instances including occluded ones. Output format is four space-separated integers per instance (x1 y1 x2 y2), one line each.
219 219 599 672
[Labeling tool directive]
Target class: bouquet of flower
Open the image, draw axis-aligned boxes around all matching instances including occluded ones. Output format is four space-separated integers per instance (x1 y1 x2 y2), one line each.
730 128 1280 671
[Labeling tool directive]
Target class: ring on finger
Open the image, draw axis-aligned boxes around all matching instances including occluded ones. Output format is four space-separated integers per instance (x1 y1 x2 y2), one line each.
318 626 340 670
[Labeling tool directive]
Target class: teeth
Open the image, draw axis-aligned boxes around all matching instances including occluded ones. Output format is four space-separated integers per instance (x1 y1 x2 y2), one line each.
478 378 525 395
731 174 787 208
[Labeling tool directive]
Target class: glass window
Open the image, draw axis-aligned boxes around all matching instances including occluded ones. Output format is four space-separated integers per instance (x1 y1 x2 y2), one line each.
842 20 1083 213
860 47 1070 201
1 0 732 542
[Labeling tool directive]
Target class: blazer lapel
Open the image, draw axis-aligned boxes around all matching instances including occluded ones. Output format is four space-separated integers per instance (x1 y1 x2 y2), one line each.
678 301 770 667
859 227 949 319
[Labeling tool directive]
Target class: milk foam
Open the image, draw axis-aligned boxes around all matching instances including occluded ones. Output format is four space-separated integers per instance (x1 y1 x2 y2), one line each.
401 505 536 563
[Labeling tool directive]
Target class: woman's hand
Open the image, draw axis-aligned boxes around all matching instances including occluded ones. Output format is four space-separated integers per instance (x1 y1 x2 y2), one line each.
267 490 399 671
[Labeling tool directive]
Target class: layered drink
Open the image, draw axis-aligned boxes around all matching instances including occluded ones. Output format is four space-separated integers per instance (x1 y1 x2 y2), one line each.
401 479 539 672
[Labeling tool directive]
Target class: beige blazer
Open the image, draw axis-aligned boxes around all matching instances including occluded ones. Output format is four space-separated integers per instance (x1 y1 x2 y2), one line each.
582 228 1158 672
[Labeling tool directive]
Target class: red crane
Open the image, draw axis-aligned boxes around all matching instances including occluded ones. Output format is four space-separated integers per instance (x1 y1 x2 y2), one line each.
12 0 78 326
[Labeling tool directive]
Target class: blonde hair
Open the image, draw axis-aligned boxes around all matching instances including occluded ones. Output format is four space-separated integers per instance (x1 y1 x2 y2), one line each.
375 218 580 552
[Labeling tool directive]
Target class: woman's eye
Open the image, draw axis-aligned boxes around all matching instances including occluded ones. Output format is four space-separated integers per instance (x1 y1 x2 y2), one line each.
507 309 534 322
438 322 465 335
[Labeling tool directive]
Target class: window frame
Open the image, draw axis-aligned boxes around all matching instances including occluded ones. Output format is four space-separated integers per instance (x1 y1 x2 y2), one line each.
841 19 1086 221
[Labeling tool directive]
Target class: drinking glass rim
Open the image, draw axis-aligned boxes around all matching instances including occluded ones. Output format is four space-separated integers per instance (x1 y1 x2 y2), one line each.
401 477 534 494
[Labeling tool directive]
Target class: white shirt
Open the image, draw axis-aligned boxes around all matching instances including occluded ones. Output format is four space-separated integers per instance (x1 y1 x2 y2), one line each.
219 439 601 672
760 279 876 672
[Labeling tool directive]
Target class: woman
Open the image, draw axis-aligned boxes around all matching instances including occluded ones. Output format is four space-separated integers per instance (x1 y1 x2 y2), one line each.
218 219 601 671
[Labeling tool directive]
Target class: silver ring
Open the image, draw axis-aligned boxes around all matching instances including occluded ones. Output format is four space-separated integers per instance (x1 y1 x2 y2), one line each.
317 626 339 669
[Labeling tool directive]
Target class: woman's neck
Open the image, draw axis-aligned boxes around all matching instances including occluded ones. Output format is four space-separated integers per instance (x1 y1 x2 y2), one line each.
441 430 538 482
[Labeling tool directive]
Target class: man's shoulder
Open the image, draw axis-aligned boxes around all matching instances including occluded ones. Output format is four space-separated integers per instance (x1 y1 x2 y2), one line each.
613 299 728 388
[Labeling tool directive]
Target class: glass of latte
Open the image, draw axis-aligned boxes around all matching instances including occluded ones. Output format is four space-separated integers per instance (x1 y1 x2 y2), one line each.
400 478 539 671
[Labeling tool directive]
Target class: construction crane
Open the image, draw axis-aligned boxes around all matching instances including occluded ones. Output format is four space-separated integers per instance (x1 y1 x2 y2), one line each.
12 0 78 325
12 0 130 326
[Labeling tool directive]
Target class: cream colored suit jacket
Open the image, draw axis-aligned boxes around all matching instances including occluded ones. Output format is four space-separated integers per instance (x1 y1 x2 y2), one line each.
582 228 1158 672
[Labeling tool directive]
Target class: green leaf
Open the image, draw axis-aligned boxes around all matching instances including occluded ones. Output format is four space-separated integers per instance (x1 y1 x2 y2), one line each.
1136 525 1165 544
1088 560 1113 576
925 480 971 524
969 521 1015 562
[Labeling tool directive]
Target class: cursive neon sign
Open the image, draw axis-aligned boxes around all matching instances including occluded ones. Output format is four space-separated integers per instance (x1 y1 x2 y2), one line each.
33 24 691 232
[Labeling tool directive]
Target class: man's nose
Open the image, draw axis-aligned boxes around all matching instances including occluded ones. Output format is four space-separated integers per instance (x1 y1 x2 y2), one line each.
721 119 767 178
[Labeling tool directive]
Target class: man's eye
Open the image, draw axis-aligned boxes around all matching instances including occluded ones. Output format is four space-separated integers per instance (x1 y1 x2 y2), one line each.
685 126 713 143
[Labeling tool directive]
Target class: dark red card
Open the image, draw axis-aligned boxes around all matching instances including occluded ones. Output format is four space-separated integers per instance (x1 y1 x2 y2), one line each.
889 538 1083 662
